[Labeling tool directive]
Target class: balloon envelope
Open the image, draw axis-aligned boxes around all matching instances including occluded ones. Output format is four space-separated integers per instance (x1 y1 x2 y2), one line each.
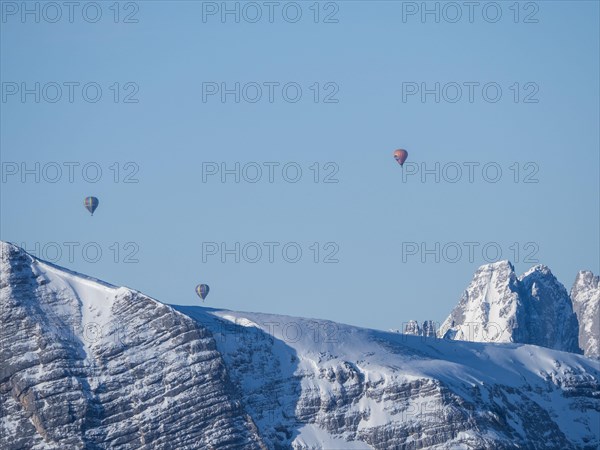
196 284 210 300
84 196 99 215
393 149 408 166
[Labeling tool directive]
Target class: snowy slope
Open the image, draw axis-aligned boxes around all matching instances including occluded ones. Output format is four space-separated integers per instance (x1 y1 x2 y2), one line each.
175 305 600 449
2 242 599 449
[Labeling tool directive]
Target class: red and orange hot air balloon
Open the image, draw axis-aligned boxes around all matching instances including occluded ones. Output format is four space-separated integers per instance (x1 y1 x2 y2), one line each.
393 149 408 167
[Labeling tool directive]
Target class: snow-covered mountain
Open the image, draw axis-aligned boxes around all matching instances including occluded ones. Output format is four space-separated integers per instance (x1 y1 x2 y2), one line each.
1 242 599 449
0 242 262 449
570 271 600 358
438 261 582 354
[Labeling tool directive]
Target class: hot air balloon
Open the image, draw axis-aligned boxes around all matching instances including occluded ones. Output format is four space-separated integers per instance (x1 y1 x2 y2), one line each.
84 196 99 215
393 149 408 167
196 284 210 301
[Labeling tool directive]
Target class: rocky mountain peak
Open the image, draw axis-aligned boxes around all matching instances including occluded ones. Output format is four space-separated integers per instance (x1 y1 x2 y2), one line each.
570 270 600 358
439 261 581 354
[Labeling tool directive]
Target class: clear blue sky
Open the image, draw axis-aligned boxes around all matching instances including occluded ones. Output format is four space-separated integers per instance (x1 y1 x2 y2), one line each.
1 1 599 331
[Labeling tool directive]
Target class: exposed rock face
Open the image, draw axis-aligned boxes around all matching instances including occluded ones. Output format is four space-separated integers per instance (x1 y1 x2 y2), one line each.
421 320 437 337
404 320 421 336
517 264 581 352
2 243 599 449
0 242 263 449
570 271 600 358
403 320 437 338
438 261 581 354
438 261 521 344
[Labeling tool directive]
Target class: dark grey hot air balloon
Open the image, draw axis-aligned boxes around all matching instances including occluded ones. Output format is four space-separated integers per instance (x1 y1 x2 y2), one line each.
196 284 210 301
84 196 99 215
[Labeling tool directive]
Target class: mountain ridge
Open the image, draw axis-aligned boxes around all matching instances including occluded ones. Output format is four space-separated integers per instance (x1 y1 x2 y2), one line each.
1 242 599 449
436 259 598 358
